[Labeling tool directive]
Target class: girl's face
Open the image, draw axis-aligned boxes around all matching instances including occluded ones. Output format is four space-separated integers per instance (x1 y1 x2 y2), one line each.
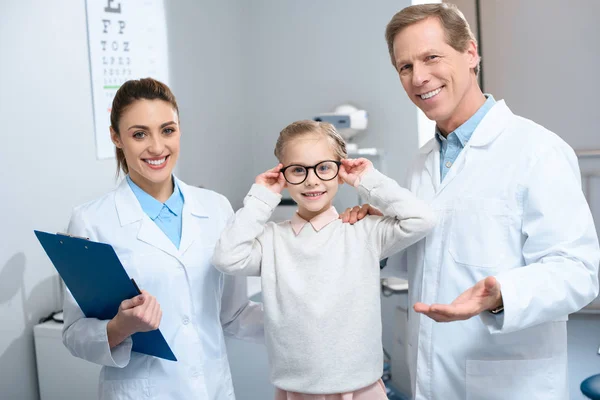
282 134 342 221
111 99 180 193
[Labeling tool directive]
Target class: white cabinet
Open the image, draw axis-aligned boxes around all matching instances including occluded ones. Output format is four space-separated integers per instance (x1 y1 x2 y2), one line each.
34 321 100 400
391 305 412 397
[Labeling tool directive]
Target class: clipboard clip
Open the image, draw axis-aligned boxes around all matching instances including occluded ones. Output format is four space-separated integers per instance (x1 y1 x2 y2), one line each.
57 232 90 241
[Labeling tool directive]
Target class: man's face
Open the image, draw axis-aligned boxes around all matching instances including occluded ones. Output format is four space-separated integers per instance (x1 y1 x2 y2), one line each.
392 17 479 132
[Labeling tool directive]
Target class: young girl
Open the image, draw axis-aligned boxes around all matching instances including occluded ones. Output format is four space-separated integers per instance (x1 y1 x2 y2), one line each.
212 120 435 399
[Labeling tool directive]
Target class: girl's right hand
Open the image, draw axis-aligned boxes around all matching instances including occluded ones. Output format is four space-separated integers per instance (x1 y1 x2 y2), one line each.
107 290 162 348
255 164 286 194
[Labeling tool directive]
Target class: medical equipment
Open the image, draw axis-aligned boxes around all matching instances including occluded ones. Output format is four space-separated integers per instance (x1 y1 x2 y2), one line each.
381 276 409 295
313 104 368 153
34 321 101 400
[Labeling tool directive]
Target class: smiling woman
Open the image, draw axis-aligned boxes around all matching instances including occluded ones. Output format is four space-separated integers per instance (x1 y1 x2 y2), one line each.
61 78 265 400
109 79 181 202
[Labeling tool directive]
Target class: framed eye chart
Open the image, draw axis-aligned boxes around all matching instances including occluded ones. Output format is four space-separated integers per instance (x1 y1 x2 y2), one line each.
86 0 169 159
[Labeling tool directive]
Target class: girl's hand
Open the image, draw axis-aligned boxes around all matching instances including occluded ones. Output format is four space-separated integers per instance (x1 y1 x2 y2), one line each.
255 164 286 194
339 158 373 186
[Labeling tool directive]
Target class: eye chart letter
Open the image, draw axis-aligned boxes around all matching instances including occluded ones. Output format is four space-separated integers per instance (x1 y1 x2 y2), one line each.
86 0 169 159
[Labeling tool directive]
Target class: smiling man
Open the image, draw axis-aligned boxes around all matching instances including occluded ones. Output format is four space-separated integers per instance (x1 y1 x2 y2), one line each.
343 3 600 400
387 4 599 399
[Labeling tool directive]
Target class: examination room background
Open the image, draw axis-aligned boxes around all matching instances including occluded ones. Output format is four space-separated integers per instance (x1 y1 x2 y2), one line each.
1 1 600 399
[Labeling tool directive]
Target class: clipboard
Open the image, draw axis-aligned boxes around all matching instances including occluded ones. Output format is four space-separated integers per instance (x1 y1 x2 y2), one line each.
34 230 177 361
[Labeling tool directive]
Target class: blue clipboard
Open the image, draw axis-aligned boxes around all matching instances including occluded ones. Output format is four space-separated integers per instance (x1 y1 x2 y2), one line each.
34 230 177 361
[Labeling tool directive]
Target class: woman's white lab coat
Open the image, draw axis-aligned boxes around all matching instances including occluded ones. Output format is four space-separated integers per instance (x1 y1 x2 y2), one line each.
403 100 600 400
62 177 263 400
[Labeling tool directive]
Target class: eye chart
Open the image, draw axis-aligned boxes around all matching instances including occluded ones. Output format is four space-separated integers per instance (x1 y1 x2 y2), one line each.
86 0 169 159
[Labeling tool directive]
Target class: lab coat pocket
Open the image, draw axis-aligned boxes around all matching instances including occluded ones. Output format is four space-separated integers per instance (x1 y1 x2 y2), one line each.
99 378 151 400
449 199 510 268
465 358 555 400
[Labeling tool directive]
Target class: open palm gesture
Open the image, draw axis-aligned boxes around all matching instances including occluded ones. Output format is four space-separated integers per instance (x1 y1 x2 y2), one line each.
414 276 503 322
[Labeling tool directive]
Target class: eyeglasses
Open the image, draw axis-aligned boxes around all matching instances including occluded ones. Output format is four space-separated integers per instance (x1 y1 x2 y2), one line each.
280 160 341 185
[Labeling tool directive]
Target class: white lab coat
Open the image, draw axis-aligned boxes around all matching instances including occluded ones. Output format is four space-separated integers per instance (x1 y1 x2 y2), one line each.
62 177 264 400
403 100 600 400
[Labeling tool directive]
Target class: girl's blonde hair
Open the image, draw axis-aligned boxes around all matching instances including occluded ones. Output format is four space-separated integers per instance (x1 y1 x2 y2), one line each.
274 120 347 162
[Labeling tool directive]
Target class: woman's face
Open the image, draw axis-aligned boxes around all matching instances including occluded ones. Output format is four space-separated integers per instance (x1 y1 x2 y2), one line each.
111 99 180 190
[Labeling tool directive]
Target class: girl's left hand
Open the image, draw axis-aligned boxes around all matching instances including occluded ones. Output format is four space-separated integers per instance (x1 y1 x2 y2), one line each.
339 158 373 186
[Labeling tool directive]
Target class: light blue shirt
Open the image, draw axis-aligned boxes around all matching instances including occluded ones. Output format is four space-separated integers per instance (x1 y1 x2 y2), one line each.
436 94 496 181
126 176 184 249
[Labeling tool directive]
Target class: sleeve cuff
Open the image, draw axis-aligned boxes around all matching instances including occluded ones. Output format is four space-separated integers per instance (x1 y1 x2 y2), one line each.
96 319 132 367
479 308 505 333
109 337 133 367
246 184 282 210
355 167 382 190
480 274 516 334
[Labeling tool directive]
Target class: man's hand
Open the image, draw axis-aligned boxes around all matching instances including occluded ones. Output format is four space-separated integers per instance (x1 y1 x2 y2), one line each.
255 164 286 194
339 204 383 224
414 276 503 322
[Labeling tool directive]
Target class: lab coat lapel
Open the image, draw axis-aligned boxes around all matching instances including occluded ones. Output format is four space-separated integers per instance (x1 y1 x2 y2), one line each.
426 100 512 198
137 217 180 259
177 179 210 256
436 143 470 196
114 177 180 260
467 100 512 147
419 138 441 198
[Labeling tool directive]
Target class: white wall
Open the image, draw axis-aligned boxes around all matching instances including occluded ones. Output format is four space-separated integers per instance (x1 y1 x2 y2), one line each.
170 0 420 209
480 0 600 150
165 0 255 210
0 1 118 399
243 0 418 188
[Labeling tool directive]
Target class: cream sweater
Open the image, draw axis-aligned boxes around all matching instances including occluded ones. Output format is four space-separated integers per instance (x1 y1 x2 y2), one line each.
212 169 435 394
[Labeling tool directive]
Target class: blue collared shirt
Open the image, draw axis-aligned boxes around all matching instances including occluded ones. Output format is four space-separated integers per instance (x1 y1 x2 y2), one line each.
436 94 496 181
126 176 185 249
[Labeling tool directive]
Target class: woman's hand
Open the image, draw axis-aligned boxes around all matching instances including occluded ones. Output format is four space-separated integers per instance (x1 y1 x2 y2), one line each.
255 164 286 194
338 158 373 187
107 290 162 348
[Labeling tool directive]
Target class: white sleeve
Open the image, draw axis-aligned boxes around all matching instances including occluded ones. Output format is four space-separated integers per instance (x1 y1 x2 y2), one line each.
213 194 265 343
481 145 600 333
357 168 436 260
61 208 132 367
220 274 265 344
212 184 281 276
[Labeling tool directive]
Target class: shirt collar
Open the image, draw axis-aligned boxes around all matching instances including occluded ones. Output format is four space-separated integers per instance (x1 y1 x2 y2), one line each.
291 206 339 235
126 175 184 220
436 94 496 146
